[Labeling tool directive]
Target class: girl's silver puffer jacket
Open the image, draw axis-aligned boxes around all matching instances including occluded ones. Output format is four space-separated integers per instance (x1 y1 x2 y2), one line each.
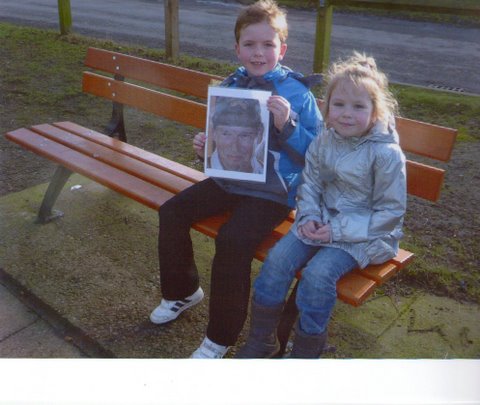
293 119 407 269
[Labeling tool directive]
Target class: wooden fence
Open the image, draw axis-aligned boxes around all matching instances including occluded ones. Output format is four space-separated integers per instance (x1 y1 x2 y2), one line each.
313 0 480 72
57 0 479 69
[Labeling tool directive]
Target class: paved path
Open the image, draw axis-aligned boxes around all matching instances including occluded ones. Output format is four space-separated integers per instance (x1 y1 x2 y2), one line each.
0 0 479 94
0 281 86 357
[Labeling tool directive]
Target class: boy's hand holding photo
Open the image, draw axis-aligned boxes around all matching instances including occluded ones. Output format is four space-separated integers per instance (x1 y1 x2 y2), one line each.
193 132 206 159
267 95 290 130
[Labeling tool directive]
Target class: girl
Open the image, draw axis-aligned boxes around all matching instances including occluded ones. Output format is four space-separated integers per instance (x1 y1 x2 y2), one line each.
236 52 407 358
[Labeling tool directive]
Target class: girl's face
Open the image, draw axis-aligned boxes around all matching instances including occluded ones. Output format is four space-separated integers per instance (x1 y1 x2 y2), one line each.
327 80 375 138
235 21 287 77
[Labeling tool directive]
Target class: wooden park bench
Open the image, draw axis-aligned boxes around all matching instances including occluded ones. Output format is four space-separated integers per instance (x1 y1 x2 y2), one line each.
5 47 457 355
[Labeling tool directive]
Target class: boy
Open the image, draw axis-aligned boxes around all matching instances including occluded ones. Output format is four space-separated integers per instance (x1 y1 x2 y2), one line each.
150 0 322 358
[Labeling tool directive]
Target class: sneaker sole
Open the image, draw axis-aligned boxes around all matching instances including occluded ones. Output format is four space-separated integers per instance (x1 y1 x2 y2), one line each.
150 292 204 324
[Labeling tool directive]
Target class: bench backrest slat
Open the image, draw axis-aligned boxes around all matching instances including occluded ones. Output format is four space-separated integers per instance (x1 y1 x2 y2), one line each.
316 100 457 163
396 117 457 162
85 47 222 100
406 160 445 202
83 72 207 129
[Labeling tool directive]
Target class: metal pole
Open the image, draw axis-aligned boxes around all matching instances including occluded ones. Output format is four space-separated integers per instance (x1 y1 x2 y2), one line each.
57 0 72 35
313 0 333 73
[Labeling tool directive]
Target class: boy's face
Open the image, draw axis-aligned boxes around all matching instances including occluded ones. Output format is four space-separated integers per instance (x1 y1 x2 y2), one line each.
213 124 261 172
235 21 287 77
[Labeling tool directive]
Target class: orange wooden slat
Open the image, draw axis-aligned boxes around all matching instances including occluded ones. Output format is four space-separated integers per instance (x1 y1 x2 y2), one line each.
356 262 399 284
396 117 457 162
53 122 206 184
406 160 445 202
192 214 229 238
391 248 415 269
85 47 222 99
336 272 378 307
31 124 194 195
82 72 207 129
6 128 173 210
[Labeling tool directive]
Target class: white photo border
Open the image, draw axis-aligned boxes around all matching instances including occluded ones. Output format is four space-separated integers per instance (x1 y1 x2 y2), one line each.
205 86 271 183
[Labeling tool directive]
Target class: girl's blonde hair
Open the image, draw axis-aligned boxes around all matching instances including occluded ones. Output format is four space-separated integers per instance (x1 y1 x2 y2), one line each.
322 52 398 125
235 0 288 43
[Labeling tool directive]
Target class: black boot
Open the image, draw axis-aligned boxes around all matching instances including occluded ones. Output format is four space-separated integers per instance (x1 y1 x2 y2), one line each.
235 300 284 358
290 323 327 359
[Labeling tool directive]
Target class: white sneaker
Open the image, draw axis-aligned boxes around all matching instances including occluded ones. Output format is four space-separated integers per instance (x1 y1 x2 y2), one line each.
150 287 204 324
191 337 229 359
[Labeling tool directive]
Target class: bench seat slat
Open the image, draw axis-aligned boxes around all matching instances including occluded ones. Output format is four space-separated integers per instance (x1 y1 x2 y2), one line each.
391 248 415 269
54 122 207 184
6 128 173 210
83 72 207 129
31 124 194 195
192 213 287 262
336 272 378 307
356 263 399 284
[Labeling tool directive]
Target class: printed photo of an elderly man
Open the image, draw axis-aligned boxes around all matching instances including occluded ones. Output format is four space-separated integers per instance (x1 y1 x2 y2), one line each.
206 96 266 174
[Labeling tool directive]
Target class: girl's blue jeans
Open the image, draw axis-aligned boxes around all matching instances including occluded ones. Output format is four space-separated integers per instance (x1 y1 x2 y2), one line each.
254 231 357 335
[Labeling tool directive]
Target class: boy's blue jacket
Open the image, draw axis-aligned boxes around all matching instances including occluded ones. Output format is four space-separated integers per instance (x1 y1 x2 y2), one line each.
213 64 323 208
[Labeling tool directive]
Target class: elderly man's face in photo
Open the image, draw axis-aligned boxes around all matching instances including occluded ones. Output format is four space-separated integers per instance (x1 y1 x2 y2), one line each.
214 124 261 172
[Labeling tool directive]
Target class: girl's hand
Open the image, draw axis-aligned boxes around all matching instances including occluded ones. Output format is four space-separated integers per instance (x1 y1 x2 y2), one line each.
193 132 206 158
267 95 291 131
298 220 331 243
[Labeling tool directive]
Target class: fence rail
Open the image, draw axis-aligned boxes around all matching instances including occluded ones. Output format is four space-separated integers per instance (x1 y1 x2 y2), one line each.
328 0 480 15
56 1 478 71
313 0 479 72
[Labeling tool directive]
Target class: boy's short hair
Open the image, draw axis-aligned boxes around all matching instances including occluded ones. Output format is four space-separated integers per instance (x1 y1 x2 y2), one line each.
234 0 288 43
212 97 263 131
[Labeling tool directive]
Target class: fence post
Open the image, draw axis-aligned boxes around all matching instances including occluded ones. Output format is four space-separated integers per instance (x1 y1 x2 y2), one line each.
164 0 179 60
313 0 333 73
57 0 72 35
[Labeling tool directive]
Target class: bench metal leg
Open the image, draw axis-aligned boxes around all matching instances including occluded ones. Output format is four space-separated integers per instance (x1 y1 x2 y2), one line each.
275 280 299 358
36 165 73 224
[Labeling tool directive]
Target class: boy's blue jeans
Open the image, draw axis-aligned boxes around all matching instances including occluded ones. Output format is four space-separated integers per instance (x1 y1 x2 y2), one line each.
254 231 357 335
